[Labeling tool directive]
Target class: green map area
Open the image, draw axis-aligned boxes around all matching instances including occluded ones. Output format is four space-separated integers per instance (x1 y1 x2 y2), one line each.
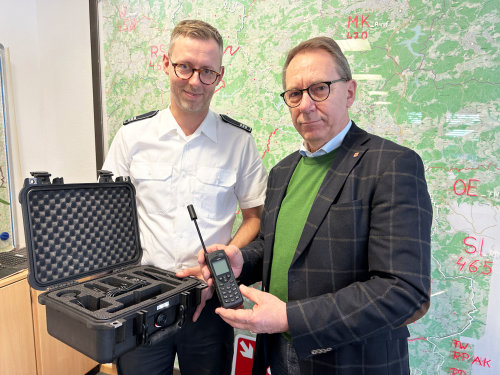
98 1 499 373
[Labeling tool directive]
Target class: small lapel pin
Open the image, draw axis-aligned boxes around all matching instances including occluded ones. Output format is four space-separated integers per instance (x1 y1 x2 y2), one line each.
353 152 359 158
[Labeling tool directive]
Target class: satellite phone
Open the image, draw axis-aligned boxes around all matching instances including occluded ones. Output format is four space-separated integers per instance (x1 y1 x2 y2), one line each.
187 204 243 309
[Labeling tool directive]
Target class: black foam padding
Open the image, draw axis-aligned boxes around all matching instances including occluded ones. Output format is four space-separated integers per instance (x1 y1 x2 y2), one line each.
43 266 195 320
25 185 140 286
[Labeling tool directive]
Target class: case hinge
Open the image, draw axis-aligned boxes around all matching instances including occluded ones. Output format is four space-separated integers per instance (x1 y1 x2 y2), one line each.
45 280 80 292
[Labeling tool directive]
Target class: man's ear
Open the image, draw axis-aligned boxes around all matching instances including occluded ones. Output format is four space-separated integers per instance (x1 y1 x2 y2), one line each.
217 66 225 83
162 54 170 76
346 79 357 108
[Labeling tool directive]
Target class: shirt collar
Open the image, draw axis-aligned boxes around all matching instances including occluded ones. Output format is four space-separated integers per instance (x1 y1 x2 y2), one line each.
198 111 217 143
161 108 217 143
299 119 352 157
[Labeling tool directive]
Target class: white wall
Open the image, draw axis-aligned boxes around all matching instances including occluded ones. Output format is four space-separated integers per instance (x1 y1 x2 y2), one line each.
0 0 96 246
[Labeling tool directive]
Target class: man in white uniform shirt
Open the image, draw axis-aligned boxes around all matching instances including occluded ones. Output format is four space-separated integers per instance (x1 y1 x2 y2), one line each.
102 19 267 375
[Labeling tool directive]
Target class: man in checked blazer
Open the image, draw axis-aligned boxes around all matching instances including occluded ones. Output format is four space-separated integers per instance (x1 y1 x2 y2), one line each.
199 36 432 374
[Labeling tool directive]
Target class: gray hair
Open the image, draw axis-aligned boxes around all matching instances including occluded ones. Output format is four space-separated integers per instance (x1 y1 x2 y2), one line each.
282 36 352 88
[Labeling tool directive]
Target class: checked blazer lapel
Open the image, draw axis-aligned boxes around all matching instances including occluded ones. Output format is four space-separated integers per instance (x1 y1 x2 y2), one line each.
262 151 301 288
291 123 370 265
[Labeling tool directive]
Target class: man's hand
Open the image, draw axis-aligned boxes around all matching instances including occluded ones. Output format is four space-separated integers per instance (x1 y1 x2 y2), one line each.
176 266 214 322
198 244 244 283
215 285 289 334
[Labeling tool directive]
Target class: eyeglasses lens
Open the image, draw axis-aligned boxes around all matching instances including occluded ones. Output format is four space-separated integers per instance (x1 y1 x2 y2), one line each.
174 64 218 85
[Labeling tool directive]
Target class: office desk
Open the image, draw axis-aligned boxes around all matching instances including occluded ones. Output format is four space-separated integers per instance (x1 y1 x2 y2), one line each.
0 270 97 375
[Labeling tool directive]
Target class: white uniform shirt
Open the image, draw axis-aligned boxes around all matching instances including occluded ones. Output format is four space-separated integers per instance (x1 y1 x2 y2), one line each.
102 108 267 271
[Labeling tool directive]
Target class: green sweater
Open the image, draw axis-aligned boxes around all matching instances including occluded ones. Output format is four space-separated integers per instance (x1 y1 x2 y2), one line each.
269 150 337 303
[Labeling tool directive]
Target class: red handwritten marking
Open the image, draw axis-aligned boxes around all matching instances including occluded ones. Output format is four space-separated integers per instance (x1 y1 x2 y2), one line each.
453 179 479 196
234 129 279 215
0 166 6 186
118 16 153 32
149 44 167 71
347 14 370 28
261 128 279 159
150 44 167 58
247 0 256 15
428 163 500 172
116 5 152 32
117 5 127 18
408 337 427 342
472 356 491 368
463 236 484 256
452 340 469 349
215 80 226 93
451 342 493 368
347 14 370 39
346 31 368 40
453 351 470 361
149 60 162 71
224 46 240 56
361 14 370 27
456 257 493 275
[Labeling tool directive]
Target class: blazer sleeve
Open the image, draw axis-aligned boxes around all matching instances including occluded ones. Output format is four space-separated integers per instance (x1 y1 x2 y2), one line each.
239 231 265 286
287 148 433 360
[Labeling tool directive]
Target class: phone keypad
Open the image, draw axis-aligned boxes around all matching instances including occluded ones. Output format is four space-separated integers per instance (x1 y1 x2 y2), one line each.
217 274 241 305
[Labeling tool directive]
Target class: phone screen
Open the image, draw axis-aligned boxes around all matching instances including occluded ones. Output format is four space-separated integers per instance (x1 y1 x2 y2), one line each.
212 258 230 276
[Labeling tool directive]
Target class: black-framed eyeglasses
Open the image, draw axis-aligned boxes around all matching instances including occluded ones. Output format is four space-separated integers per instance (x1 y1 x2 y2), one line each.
171 61 221 85
280 79 348 108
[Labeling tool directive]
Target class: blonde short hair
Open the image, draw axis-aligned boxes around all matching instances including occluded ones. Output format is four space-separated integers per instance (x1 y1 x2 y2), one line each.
169 19 224 60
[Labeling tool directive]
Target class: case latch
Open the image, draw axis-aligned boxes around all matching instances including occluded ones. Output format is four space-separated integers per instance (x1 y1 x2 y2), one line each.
27 171 53 185
97 170 114 183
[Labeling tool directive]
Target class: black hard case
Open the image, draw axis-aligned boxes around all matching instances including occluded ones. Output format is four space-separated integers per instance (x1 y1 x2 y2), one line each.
19 172 206 363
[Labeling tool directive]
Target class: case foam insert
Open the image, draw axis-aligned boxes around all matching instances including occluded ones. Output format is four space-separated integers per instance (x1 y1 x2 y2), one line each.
26 185 139 285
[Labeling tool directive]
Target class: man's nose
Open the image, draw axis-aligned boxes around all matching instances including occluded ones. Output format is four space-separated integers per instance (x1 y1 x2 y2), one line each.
299 91 316 112
188 70 203 85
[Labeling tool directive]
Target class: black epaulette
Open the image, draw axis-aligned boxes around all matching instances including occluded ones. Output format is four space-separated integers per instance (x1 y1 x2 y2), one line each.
220 114 252 133
123 110 159 125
